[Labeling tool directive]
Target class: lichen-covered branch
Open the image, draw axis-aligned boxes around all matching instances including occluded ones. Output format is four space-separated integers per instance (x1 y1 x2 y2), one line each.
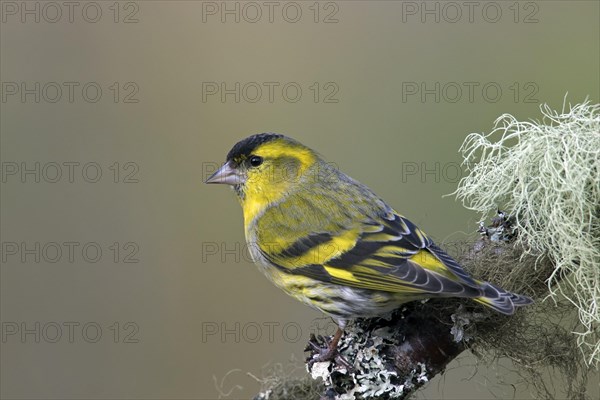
301 212 552 399
255 213 588 400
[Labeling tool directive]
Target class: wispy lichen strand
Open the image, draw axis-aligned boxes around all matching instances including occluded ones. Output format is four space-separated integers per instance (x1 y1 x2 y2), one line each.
453 99 600 366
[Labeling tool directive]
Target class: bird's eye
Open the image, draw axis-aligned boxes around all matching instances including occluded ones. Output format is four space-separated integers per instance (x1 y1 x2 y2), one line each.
249 156 263 167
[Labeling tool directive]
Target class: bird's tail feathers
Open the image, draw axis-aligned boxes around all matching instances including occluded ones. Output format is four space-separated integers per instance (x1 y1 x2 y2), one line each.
473 282 533 315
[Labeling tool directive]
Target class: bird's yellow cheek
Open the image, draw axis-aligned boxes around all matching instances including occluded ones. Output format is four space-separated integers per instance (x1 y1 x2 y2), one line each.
241 185 285 229
242 197 267 229
241 178 297 229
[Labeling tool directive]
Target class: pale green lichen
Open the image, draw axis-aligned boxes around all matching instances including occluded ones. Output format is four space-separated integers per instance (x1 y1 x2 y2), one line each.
452 98 600 367
308 322 408 399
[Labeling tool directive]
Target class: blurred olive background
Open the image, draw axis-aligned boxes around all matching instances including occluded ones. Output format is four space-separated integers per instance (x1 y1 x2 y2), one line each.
1 1 598 399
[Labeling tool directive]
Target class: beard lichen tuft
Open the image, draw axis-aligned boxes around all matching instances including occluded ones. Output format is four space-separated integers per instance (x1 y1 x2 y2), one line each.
452 99 600 367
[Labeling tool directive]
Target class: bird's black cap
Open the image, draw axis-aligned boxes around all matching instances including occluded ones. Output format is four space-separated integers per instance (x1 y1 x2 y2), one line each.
226 133 285 162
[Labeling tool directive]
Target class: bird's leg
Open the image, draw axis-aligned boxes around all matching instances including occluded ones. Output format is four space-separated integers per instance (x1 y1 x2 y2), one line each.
307 328 353 370
307 327 342 361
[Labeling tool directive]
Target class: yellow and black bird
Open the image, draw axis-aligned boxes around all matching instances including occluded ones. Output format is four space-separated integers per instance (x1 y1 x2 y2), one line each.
205 133 532 361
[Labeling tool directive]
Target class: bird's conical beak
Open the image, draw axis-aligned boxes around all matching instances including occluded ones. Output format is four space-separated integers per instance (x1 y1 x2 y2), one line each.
204 161 245 185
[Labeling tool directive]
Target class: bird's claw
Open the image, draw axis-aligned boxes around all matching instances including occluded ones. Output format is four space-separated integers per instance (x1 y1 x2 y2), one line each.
306 334 354 372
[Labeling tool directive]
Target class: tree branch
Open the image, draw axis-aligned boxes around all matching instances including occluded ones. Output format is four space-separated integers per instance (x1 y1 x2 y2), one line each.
254 213 572 400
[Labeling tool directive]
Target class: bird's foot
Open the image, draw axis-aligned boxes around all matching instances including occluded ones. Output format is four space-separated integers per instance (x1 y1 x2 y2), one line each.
306 334 354 371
